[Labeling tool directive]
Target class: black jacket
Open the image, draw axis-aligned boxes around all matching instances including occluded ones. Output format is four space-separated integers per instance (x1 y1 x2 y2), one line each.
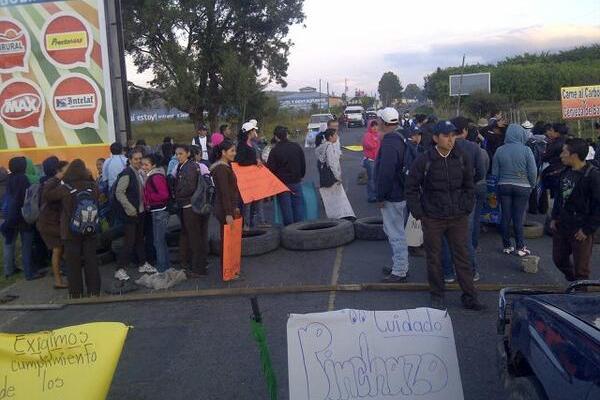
542 136 566 176
266 140 306 185
175 160 199 208
551 163 600 235
375 132 406 202
235 142 258 166
406 147 475 220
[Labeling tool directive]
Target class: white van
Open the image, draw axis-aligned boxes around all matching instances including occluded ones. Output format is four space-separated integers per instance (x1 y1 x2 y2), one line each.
344 106 365 128
305 113 333 148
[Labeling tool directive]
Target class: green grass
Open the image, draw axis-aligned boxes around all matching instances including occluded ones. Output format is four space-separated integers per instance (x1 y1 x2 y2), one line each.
131 114 311 144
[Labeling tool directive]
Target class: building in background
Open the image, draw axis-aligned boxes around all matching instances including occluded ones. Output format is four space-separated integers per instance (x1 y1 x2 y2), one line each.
279 87 329 111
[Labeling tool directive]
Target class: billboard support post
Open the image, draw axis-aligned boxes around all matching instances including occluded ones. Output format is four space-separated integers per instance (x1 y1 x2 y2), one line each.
456 54 465 117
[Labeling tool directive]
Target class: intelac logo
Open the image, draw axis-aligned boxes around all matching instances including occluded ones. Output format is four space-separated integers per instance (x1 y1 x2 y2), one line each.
41 12 92 68
0 78 45 133
50 73 101 129
0 17 30 73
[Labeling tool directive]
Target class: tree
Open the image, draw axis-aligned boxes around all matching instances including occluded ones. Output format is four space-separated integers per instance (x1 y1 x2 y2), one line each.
378 72 403 107
123 0 305 130
403 83 422 100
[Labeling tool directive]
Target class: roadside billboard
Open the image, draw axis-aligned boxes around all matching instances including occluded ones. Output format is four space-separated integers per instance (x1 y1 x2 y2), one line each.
560 85 600 120
0 0 115 169
449 72 490 96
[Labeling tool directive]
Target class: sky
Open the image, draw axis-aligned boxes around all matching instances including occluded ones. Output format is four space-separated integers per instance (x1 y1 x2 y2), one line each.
127 0 600 97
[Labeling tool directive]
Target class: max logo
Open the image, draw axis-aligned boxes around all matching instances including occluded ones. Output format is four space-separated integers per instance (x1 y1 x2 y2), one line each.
0 79 45 133
1 93 41 120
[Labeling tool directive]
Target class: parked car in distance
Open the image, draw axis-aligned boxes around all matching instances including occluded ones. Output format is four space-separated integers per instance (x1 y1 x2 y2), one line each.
304 113 333 148
344 105 365 128
365 109 377 120
497 280 600 400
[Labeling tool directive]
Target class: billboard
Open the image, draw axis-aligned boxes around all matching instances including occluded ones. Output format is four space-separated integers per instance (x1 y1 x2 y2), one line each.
561 85 600 120
0 0 115 169
449 72 490 96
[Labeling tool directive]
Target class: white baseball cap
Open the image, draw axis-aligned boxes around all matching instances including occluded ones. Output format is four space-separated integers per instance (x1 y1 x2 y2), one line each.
377 107 399 124
242 119 259 133
521 120 534 129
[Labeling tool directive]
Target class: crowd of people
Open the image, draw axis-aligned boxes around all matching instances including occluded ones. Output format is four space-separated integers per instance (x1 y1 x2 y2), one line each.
360 109 600 310
1 110 598 306
0 120 310 297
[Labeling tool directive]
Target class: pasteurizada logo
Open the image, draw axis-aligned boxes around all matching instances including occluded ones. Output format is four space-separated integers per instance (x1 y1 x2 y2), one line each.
0 78 45 133
41 12 92 68
50 74 101 129
0 17 30 73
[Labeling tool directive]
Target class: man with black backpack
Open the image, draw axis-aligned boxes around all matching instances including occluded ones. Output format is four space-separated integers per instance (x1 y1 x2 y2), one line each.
550 138 600 282
375 107 410 283
406 121 484 311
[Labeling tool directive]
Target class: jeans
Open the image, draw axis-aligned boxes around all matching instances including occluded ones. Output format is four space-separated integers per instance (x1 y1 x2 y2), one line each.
380 201 409 277
472 183 487 250
278 182 304 226
152 210 170 272
243 201 263 228
442 208 478 279
3 228 34 279
363 158 376 202
498 184 532 249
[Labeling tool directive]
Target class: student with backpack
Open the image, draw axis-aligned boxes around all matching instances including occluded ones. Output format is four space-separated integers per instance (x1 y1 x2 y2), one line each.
142 154 171 273
375 107 410 283
113 148 157 281
37 159 69 289
1 157 44 280
175 144 211 277
51 159 101 298
550 138 600 282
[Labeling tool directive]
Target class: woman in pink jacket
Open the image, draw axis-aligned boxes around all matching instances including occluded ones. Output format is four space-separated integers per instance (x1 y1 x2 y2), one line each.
142 153 171 273
362 119 380 202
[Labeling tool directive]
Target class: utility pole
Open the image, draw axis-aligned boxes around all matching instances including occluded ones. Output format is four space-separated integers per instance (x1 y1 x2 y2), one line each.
344 78 348 105
456 54 466 117
326 81 330 112
319 79 322 112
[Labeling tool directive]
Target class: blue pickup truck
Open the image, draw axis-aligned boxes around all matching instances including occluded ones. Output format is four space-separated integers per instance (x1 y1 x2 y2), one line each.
497 281 600 400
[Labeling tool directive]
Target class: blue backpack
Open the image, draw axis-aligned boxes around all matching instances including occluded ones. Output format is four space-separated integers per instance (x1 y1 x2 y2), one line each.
64 184 99 236
394 128 415 177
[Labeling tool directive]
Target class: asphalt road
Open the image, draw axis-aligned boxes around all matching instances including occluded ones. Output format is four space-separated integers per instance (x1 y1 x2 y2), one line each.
1 126 599 400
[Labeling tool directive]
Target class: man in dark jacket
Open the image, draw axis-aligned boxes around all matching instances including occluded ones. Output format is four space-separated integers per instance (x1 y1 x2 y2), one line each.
550 138 600 282
406 120 484 311
375 107 409 283
542 123 568 198
442 117 487 282
267 126 306 225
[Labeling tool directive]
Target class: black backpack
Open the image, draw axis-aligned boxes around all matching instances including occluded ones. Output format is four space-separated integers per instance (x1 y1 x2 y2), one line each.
190 169 215 216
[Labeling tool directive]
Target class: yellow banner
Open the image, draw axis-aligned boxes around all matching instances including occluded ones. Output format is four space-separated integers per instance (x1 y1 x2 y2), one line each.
45 31 88 51
0 322 129 400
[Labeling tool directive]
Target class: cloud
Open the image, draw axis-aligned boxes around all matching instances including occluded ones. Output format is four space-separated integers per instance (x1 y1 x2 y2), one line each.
382 25 600 87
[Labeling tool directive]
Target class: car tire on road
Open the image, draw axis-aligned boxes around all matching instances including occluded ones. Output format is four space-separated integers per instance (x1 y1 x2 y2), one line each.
209 227 281 257
281 219 355 250
354 217 386 241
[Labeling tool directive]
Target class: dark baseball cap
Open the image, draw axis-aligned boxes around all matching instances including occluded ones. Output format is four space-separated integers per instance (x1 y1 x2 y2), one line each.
433 120 458 135
196 123 208 131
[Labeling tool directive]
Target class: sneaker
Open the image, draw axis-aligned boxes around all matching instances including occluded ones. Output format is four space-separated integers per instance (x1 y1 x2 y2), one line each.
462 297 486 311
444 276 456 284
515 247 531 257
381 273 408 283
502 247 515 255
114 268 130 281
473 271 481 282
430 296 445 310
382 266 392 275
138 262 158 274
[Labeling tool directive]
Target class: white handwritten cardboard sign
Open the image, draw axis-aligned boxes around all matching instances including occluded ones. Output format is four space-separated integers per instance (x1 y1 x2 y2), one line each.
287 308 464 400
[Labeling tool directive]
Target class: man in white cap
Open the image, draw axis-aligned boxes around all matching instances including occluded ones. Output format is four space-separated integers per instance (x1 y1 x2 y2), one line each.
375 107 410 283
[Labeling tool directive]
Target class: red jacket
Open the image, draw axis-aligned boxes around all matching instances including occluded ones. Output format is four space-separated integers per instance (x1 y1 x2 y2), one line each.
144 168 170 210
362 127 380 160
